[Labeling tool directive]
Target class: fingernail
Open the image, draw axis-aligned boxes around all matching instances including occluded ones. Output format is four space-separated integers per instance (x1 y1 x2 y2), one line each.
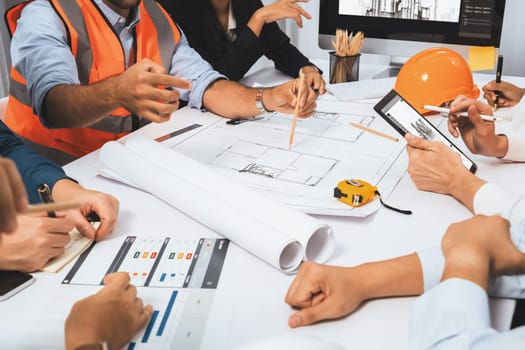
290 314 302 327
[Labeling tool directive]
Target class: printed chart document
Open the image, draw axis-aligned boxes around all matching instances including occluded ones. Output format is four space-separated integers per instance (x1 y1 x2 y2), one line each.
145 100 408 216
64 235 229 350
99 137 334 273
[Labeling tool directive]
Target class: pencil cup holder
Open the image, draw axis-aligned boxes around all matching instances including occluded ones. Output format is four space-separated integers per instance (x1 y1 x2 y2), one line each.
329 52 360 84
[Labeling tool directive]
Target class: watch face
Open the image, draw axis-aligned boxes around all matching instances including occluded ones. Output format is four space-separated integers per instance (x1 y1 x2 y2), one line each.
255 88 266 114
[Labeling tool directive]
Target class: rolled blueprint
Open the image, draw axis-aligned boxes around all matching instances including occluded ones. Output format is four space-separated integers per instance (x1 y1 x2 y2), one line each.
100 137 334 273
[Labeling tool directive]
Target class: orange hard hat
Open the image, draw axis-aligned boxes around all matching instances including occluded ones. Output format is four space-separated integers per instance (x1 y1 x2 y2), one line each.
395 47 480 114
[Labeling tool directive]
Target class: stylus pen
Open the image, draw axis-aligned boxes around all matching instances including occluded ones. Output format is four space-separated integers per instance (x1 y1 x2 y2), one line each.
422 105 509 122
37 183 56 218
494 54 504 110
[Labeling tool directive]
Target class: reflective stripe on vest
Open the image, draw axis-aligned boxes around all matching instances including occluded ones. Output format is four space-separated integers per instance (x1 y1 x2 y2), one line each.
5 0 180 157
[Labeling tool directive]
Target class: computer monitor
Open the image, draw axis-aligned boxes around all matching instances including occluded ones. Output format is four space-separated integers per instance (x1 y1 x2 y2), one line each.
319 0 506 77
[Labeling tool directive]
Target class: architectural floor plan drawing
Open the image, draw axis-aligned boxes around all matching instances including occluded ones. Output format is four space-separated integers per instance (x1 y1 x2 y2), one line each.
159 99 410 216
212 140 338 187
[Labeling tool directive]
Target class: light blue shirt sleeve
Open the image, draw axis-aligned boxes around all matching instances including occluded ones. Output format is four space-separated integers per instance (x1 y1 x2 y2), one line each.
409 278 525 350
169 30 226 110
10 0 225 123
416 184 525 299
10 1 79 121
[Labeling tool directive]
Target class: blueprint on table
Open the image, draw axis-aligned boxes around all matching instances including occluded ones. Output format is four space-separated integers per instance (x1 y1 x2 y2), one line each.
158 99 409 216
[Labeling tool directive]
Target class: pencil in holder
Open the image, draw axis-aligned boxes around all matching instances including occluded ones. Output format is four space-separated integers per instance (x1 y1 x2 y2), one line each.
329 52 361 84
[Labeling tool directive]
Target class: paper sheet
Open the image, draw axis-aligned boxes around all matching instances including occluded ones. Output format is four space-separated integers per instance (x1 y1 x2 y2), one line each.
40 222 99 273
99 138 334 273
155 101 407 216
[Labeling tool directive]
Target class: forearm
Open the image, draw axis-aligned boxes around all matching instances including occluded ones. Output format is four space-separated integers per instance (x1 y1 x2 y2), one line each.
357 253 424 300
448 171 486 213
43 77 122 128
202 80 263 118
247 10 265 37
51 178 83 203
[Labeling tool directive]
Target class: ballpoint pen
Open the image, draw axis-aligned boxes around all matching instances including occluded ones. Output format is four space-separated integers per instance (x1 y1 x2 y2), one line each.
37 183 56 218
422 105 511 123
494 54 504 110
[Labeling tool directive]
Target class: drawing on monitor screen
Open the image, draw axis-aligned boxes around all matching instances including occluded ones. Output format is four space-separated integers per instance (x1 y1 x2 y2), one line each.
339 0 461 22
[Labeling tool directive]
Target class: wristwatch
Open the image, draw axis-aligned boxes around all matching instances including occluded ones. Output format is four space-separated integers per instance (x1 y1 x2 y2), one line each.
255 88 272 114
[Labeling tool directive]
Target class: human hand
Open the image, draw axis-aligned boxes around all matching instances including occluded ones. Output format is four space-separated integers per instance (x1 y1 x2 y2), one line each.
0 158 28 232
265 78 317 117
441 215 525 290
250 0 311 32
285 262 364 328
116 58 192 123
448 95 508 157
65 272 153 350
51 179 119 241
301 66 326 95
405 134 485 210
0 214 73 271
482 80 525 108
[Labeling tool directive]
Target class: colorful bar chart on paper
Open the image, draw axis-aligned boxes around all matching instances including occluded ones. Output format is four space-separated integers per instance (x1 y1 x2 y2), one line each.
62 236 230 350
63 237 228 288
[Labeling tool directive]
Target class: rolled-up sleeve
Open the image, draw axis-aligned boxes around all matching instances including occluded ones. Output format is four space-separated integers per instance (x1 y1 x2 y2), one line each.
169 31 226 110
10 1 79 123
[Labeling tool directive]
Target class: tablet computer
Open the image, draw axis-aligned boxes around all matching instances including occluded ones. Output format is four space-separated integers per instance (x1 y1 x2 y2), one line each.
374 89 477 173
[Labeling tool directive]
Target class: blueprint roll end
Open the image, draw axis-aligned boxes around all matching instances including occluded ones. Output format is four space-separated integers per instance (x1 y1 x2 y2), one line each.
279 241 304 273
304 225 334 263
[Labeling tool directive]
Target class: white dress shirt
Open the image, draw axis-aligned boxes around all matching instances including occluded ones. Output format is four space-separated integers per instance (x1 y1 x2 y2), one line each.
412 183 525 349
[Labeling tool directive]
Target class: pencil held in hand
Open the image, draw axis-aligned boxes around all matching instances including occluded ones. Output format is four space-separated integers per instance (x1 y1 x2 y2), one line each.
289 72 306 149
21 201 84 215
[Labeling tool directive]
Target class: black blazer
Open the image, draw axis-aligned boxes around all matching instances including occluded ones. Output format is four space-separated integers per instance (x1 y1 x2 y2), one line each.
158 0 315 80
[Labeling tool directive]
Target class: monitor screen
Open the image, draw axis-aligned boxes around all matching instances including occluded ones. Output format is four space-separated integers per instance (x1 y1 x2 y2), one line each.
319 0 506 60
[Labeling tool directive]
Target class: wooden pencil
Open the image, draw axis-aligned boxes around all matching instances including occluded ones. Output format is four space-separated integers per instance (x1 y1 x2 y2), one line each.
21 201 84 215
350 122 399 142
289 72 305 149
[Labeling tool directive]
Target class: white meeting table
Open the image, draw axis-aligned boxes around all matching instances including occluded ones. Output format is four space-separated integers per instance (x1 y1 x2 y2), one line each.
0 70 524 349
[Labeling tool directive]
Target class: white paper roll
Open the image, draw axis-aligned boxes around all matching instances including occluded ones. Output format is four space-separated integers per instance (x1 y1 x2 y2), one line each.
124 136 335 263
100 136 335 272
100 141 303 272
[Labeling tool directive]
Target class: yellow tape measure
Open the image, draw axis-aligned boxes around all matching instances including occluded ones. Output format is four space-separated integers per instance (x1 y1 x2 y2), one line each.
334 179 377 207
334 179 412 214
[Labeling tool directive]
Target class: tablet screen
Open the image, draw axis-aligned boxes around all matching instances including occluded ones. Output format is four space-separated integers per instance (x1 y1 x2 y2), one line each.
374 90 477 173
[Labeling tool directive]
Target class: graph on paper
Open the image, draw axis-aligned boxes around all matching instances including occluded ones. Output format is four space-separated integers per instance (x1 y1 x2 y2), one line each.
63 236 229 350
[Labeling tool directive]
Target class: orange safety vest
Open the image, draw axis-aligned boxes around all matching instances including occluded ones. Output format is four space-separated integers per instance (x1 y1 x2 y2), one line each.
4 0 180 158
